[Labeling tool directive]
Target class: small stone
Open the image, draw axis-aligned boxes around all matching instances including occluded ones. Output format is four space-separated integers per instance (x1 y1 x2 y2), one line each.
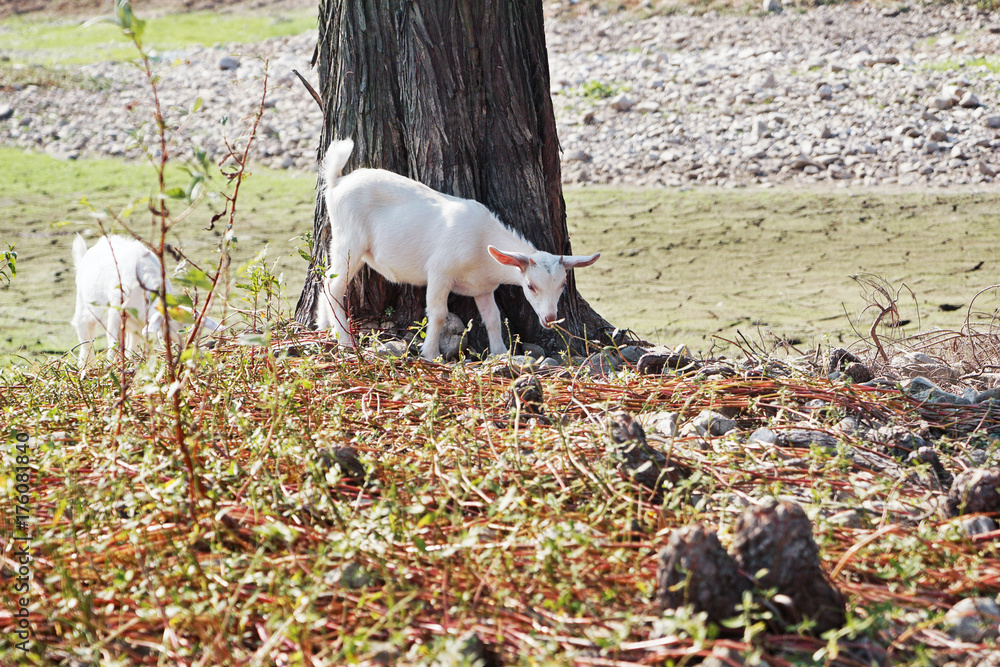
218 55 240 71
983 115 1000 129
927 96 955 110
816 84 833 100
375 340 411 358
504 374 545 416
635 100 661 113
0 105 13 121
617 346 646 364
455 632 499 667
608 411 687 491
564 148 591 162
943 598 1000 643
636 349 701 375
959 91 981 108
642 411 679 438
946 468 1000 517
928 127 948 142
324 560 375 589
762 0 781 12
906 446 953 488
828 509 864 529
582 349 623 376
609 93 634 112
520 343 546 359
974 387 1000 404
686 410 737 437
749 427 777 444
978 161 997 177
775 429 839 449
962 515 998 537
891 352 959 381
318 446 369 485
580 110 596 125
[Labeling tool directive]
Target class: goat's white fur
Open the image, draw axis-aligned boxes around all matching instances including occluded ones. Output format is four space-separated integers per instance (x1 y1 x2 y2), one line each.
315 139 601 360
70 234 219 371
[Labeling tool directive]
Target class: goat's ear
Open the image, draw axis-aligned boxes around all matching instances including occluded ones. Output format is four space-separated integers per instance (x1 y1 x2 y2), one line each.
561 252 601 269
488 246 531 272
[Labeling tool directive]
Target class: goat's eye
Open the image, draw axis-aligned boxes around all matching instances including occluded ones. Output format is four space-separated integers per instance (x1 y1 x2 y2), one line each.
527 283 537 293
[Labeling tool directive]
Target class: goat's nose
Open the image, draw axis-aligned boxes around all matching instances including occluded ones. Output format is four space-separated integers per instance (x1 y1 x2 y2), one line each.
542 314 557 328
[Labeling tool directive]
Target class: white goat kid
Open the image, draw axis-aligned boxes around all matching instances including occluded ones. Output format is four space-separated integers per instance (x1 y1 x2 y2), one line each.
70 234 217 370
315 139 601 360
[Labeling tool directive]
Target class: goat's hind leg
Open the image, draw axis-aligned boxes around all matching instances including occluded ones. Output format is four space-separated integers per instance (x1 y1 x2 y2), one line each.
73 314 98 372
319 251 361 347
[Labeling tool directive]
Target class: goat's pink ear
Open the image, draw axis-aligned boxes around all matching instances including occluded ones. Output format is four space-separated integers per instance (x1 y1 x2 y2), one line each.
561 252 601 269
488 246 531 272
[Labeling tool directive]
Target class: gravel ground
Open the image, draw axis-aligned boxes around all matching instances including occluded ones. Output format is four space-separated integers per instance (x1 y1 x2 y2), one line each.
3 1 1000 188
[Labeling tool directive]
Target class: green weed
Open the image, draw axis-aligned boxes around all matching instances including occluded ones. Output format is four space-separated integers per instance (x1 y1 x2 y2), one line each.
575 80 624 100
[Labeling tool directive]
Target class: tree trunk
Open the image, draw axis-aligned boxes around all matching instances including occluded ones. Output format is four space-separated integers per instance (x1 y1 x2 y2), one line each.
294 0 610 355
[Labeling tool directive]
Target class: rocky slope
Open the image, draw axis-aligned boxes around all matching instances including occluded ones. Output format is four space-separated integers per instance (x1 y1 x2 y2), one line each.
2 1 1000 188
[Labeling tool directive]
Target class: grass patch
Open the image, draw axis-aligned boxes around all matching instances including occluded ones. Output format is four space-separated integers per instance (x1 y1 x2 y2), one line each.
572 80 626 100
921 55 1000 74
0 62 112 90
0 9 315 66
3 147 1000 363
0 147 315 363
568 186 1000 352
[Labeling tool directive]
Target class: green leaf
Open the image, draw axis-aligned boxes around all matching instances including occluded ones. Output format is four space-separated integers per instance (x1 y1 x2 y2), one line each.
164 186 186 199
167 306 194 325
164 293 193 309
175 268 215 291
191 97 203 113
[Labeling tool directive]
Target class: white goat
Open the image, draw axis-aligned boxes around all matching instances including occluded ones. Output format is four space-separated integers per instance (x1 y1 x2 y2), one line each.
70 234 219 370
315 139 601 360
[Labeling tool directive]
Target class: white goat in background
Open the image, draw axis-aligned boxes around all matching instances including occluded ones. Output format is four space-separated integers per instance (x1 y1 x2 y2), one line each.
70 234 219 370
315 139 602 360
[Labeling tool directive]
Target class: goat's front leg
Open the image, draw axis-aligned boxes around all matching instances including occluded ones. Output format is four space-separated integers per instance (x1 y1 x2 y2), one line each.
474 291 507 356
421 280 452 360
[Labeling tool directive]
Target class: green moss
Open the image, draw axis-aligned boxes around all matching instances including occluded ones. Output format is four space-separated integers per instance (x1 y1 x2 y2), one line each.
0 9 315 66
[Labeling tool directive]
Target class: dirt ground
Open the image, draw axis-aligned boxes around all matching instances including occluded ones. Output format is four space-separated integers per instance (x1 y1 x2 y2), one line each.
0 0 315 19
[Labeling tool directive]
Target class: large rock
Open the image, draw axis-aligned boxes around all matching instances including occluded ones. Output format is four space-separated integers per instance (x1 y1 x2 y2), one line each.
731 499 847 634
656 524 750 621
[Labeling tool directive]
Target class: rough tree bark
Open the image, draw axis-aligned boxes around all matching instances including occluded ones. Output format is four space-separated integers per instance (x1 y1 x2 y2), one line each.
294 0 610 354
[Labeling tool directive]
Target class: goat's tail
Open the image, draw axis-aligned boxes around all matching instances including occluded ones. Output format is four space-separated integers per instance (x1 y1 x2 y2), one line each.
322 138 355 192
71 234 88 267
